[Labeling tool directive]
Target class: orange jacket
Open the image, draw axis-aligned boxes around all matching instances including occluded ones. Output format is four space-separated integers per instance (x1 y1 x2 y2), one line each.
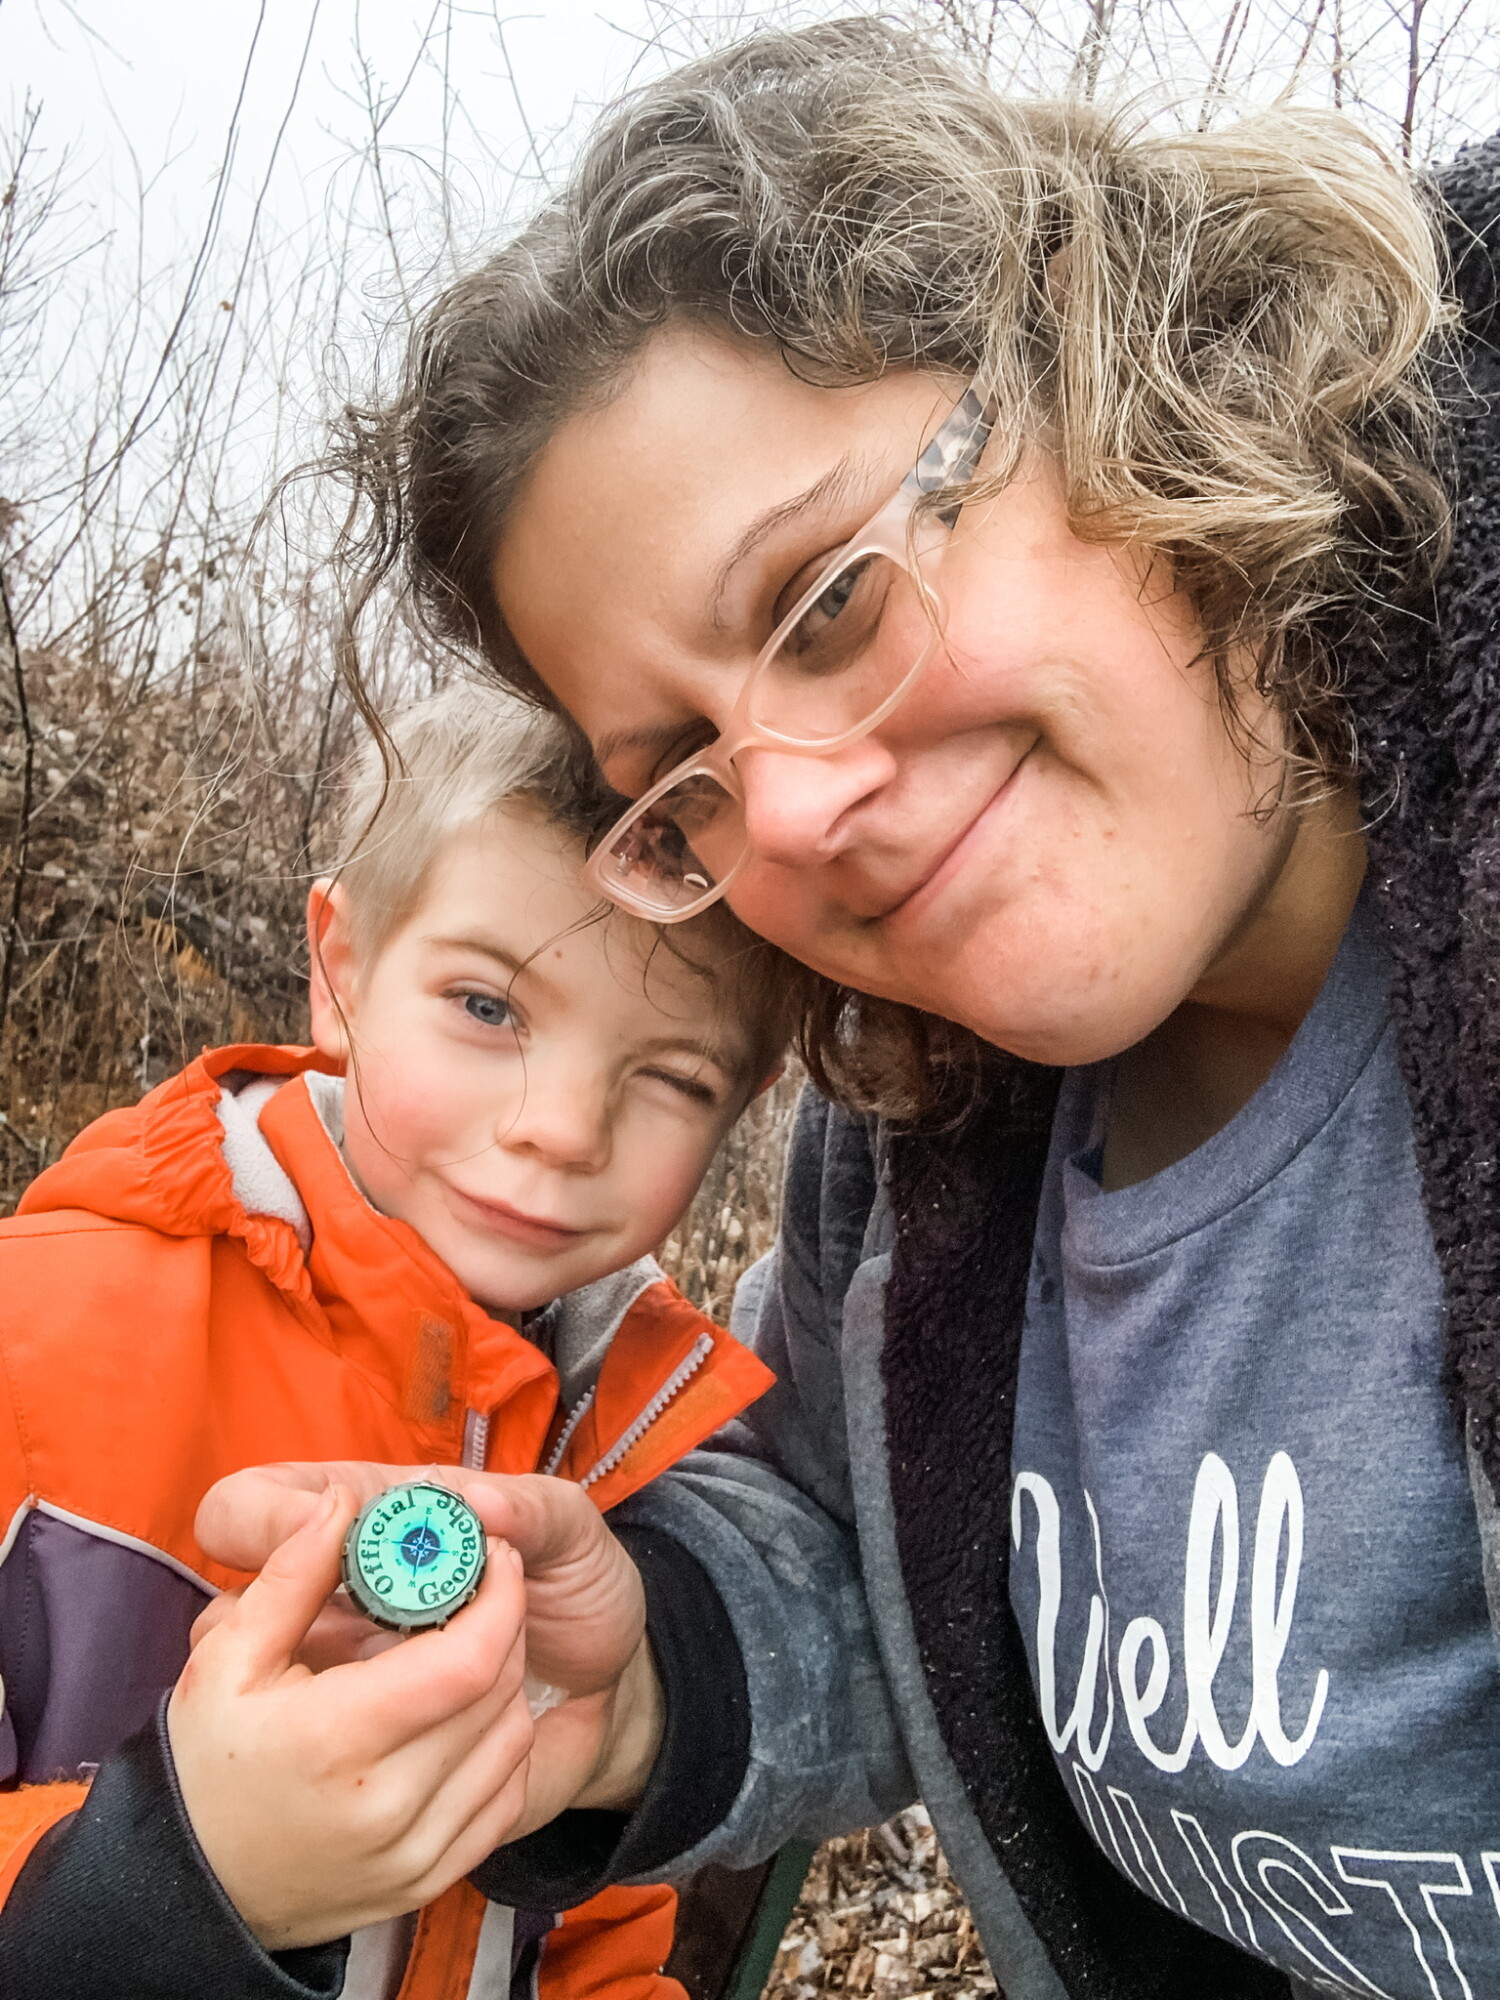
0 1044 774 2000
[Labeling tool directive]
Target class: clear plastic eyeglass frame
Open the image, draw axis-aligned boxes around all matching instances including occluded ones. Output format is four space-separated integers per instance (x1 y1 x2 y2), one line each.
583 382 997 923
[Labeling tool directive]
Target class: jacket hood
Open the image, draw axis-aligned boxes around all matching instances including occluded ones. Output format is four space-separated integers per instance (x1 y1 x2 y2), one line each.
16 1043 568 1437
18 1044 331 1292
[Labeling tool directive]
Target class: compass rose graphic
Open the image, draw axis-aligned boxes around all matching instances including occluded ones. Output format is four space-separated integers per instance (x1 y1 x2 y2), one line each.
342 1481 487 1633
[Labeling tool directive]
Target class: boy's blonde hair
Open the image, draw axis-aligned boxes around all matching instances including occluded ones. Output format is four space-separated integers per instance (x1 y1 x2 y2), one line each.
331 683 807 1087
332 682 606 966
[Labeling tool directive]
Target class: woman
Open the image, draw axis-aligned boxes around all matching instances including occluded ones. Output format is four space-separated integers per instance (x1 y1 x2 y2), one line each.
306 22 1500 1998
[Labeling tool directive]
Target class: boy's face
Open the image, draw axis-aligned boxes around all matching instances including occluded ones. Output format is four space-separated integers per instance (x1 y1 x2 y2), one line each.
308 803 756 1315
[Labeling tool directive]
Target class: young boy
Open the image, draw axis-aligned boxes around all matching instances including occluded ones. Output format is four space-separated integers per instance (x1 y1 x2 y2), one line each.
0 687 798 2000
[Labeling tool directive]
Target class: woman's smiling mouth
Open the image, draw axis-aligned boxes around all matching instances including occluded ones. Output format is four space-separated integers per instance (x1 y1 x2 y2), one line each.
876 740 1039 932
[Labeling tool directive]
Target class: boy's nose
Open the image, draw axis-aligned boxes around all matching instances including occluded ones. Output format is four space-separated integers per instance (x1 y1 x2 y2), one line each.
497 1063 613 1173
736 738 896 871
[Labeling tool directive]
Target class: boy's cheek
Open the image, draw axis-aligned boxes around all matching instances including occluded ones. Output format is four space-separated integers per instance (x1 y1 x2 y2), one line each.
622 1124 730 1247
352 1059 484 1158
339 1088 448 1226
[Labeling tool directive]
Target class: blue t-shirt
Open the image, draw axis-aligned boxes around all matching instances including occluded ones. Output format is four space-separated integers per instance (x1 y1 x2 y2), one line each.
1009 896 1500 2000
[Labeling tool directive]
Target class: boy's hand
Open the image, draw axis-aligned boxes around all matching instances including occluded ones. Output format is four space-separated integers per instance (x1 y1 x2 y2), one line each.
170 1482 536 1950
196 1463 666 1830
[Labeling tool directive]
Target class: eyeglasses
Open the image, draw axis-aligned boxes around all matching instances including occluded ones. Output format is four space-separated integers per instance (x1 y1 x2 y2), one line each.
583 383 996 922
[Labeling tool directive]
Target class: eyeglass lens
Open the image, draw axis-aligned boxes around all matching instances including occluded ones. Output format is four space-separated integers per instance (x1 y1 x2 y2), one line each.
746 551 917 741
600 549 931 912
599 770 741 912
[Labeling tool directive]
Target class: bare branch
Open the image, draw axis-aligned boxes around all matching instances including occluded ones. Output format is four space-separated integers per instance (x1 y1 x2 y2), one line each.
0 562 36 1045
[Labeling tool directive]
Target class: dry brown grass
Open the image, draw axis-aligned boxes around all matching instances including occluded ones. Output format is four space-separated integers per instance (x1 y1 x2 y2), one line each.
0 634 349 1207
659 1065 803 1321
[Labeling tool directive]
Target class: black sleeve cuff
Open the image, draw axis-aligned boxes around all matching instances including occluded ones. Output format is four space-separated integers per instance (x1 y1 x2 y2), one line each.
471 1522 751 1909
0 1701 348 2000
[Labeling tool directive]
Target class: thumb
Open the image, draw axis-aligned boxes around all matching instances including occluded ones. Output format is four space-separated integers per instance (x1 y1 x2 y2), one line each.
459 1474 610 1576
457 1476 644 1694
196 1465 324 1572
210 1482 356 1686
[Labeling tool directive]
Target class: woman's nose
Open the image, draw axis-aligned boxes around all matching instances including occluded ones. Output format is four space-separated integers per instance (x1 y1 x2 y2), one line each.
736 737 896 870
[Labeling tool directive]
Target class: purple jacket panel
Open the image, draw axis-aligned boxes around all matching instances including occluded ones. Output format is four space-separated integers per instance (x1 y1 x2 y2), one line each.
0 1510 208 1784
509 1906 559 2000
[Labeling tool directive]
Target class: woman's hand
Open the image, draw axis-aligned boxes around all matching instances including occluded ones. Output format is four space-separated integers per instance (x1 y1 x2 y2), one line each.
170 1482 537 1950
195 1463 666 1834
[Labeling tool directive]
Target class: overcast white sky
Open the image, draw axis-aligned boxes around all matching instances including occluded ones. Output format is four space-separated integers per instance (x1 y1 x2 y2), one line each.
7 2 679 218
2 0 732 307
3 0 797 569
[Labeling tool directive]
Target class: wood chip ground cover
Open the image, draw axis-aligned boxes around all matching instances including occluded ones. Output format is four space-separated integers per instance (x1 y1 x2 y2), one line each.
765 1810 998 2000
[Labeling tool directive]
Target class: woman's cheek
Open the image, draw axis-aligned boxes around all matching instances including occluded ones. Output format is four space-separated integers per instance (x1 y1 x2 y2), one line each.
724 867 830 964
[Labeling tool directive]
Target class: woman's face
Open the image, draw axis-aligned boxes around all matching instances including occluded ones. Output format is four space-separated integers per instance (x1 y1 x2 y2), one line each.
493 325 1297 1066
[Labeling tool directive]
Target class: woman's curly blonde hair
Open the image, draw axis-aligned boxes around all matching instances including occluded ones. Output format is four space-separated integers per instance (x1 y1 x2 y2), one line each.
330 16 1455 1117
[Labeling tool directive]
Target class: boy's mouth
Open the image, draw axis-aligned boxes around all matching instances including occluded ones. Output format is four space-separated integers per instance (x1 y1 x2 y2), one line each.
447 1184 590 1250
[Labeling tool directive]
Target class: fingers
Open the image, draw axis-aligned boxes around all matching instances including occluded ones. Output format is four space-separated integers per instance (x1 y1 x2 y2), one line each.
198 1462 616 1604
449 1478 644 1695
168 1501 539 1953
369 1629 531 1810
197 1465 328 1570
189 1589 239 1650
198 1461 431 1570
407 1697 543 1885
199 1484 531 1752
444 1473 605 1570
505 1693 618 1837
297 1597 393 1673
204 1484 356 1686
319 1539 528 1744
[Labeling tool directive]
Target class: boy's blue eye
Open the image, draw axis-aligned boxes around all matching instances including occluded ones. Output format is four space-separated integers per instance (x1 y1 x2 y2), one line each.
462 993 513 1029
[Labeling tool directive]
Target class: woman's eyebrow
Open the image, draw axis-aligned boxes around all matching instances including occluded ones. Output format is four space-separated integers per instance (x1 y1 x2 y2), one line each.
592 718 697 773
708 452 866 625
594 453 877 772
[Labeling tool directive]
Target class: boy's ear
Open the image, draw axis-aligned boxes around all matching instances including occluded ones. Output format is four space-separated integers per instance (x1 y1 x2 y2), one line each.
306 878 357 1064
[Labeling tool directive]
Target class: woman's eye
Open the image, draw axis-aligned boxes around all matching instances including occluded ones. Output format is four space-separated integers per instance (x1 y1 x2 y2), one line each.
646 726 717 790
461 992 514 1029
780 555 886 669
807 567 859 629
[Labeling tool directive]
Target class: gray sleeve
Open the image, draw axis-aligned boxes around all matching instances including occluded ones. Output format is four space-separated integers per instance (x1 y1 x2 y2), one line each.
613 1089 916 1876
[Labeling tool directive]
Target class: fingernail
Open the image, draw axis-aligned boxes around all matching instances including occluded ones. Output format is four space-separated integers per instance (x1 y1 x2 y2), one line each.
507 1544 523 1575
312 1484 341 1527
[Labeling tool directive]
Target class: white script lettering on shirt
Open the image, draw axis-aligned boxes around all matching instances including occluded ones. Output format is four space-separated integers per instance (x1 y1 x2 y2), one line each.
1012 1451 1330 1776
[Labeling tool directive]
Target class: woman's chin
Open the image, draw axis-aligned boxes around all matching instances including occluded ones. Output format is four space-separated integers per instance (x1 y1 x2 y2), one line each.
910 960 1180 1071
958 1010 1146 1071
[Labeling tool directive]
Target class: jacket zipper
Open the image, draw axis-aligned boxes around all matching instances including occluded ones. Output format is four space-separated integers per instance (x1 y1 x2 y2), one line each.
538 1332 716 1487
540 1387 594 1477
477 1327 717 1486
461 1408 491 1470
575 1331 715 1490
